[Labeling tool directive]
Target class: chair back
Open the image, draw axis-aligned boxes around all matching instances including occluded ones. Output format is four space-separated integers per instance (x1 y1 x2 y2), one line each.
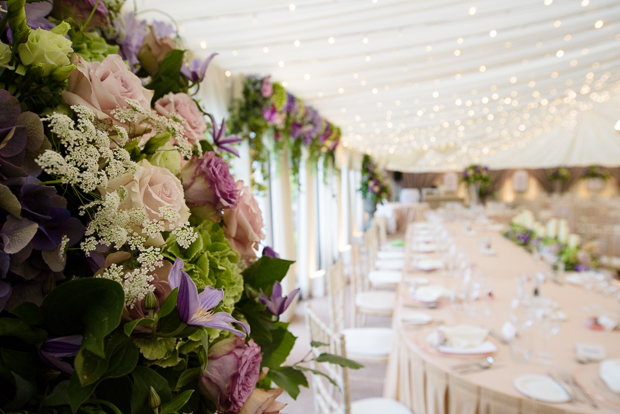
349 244 364 326
327 261 346 332
305 304 351 414
400 188 420 203
373 216 388 249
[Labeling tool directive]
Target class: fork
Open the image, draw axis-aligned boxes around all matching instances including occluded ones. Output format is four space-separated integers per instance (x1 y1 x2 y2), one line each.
559 372 598 409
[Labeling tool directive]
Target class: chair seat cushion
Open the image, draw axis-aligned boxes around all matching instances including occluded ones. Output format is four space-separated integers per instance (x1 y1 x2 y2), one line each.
375 259 405 270
377 250 405 260
352 397 413 414
368 270 402 286
355 291 396 311
343 328 393 357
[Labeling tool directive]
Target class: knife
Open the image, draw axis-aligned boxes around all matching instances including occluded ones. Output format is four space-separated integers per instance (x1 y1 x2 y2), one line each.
548 372 580 403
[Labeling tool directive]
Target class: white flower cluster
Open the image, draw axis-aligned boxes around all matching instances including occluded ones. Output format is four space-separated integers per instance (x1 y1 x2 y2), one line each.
38 107 136 193
98 262 155 309
111 99 194 157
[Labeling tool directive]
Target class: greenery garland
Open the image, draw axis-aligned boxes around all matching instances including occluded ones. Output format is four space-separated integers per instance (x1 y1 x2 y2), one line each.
360 154 391 204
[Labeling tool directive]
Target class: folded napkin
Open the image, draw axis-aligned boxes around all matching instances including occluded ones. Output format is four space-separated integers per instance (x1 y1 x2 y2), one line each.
600 359 620 393
597 315 618 331
564 273 585 285
427 324 489 348
414 284 448 302
391 239 405 247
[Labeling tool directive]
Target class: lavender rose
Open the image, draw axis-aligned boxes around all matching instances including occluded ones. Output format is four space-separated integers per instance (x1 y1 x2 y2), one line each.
180 152 238 222
223 181 266 260
199 337 262 413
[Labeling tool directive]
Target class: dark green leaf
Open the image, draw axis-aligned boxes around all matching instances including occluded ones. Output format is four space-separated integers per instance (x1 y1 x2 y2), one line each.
4 371 36 411
310 341 329 348
96 376 133 414
123 139 144 162
157 288 178 319
267 366 308 400
242 257 295 291
0 317 47 345
316 353 364 369
175 367 200 389
259 322 296 369
160 390 194 414
1 348 39 380
74 332 132 386
199 140 214 154
296 366 340 389
10 302 44 326
131 367 172 414
41 278 124 358
68 371 97 413
236 301 272 344
42 380 70 406
104 341 139 379
146 49 186 103
133 337 176 360
143 132 171 155
124 318 154 336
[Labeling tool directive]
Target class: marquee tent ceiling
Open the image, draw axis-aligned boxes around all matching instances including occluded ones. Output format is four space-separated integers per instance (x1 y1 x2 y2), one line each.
139 0 620 172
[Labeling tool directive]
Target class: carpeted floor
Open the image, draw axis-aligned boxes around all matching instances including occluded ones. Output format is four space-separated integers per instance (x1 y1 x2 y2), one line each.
278 291 393 413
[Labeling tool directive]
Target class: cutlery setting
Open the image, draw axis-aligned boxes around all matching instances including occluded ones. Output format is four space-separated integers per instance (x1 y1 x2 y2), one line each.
548 371 598 409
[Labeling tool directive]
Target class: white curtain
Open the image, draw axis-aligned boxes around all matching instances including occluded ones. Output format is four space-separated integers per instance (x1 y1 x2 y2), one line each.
297 152 317 300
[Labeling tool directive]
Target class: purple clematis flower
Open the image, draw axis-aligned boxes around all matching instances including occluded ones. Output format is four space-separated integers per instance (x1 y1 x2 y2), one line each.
181 53 217 83
38 335 82 374
262 246 280 259
168 259 249 337
116 13 147 73
207 114 242 157
259 281 299 316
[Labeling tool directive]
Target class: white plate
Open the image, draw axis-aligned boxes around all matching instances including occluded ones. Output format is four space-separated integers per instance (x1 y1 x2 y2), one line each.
437 340 497 355
400 310 432 325
414 259 443 271
404 276 429 286
514 375 571 403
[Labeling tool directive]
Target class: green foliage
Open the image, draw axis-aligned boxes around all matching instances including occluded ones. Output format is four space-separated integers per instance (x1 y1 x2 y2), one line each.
146 49 188 103
360 154 391 204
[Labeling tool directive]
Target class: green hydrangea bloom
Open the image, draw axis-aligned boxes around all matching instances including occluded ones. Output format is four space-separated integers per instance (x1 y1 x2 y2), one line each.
271 82 287 111
164 219 243 316
70 29 119 62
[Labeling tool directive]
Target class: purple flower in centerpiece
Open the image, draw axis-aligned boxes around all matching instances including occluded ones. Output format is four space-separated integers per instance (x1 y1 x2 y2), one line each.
262 246 280 258
52 0 110 28
38 335 82 374
474 166 481 173
116 13 147 73
574 264 589 272
262 104 284 125
259 281 299 316
515 233 530 245
181 53 217 83
168 259 249 337
284 92 296 113
207 114 242 157
261 76 273 98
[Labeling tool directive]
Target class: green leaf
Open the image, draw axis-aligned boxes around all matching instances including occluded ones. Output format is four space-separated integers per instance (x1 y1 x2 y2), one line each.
1 348 39 380
68 370 98 413
131 367 172 414
199 140 214 154
316 353 364 369
242 257 295 291
146 49 186 103
6 0 30 48
259 322 296 369
74 332 130 386
10 302 43 326
4 371 36 411
0 216 38 253
0 317 47 345
104 341 139 379
95 376 133 414
296 366 340 389
143 132 171 155
42 380 70 406
0 183 22 217
40 278 124 358
267 366 308 400
133 337 176 360
124 318 154 336
160 390 194 414
236 300 272 344
157 288 178 319
175 367 200 389
310 341 329 348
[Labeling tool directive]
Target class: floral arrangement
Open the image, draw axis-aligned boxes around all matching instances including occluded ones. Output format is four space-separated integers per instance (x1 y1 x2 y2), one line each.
228 75 341 192
460 164 491 187
504 213 600 272
0 1 358 413
360 154 391 204
548 167 571 182
581 165 610 180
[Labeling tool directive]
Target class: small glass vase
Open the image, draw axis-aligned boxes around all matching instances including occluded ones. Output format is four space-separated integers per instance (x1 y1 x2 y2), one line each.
553 180 562 196
468 182 480 207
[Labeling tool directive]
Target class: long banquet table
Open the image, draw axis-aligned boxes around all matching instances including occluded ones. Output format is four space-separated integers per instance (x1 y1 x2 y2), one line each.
384 221 620 414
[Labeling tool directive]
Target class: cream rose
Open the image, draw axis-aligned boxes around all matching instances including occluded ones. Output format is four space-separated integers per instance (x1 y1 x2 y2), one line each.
154 92 207 146
106 160 190 245
62 54 153 125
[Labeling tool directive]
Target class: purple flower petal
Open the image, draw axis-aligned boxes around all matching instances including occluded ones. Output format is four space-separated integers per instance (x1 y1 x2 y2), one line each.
197 285 224 311
206 312 249 337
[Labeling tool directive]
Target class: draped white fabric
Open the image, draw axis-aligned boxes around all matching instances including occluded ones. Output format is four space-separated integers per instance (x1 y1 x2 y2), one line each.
138 0 620 172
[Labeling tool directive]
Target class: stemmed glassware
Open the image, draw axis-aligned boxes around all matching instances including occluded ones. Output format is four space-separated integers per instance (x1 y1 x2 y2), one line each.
534 307 561 365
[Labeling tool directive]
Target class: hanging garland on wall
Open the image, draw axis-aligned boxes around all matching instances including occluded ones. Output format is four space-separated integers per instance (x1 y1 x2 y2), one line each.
228 75 341 192
360 154 392 205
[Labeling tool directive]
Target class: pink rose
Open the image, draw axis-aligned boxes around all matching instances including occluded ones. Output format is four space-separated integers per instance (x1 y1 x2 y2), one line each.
154 92 207 146
106 160 190 246
260 76 273 98
138 26 175 76
62 54 153 126
239 388 286 414
180 151 238 222
223 181 266 260
199 337 262 413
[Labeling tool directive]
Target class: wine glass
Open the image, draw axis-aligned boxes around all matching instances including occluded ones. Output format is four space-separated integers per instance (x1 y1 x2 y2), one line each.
535 307 561 365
